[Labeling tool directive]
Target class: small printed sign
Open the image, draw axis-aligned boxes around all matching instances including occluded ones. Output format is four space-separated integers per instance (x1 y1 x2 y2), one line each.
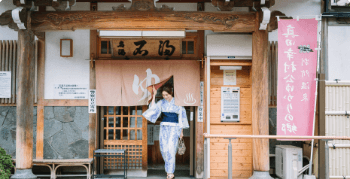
223 70 237 85
53 84 88 99
0 72 11 98
198 106 203 122
198 81 204 122
89 90 96 113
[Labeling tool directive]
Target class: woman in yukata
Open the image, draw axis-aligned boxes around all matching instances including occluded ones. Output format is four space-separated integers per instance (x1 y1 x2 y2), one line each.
142 85 189 179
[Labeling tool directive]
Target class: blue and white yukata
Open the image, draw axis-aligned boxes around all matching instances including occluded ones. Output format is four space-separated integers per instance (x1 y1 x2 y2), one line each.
143 98 189 174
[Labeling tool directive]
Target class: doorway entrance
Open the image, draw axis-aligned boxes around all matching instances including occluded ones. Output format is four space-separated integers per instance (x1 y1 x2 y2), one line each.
147 106 194 178
98 104 195 178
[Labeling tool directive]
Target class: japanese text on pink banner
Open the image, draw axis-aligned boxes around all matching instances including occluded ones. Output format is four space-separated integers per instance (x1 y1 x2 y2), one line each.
277 19 318 139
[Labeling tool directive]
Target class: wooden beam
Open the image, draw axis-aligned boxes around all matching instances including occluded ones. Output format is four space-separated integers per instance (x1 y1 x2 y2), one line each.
36 34 45 160
267 11 292 32
211 0 235 11
30 11 256 32
251 11 269 172
0 10 19 31
16 29 36 169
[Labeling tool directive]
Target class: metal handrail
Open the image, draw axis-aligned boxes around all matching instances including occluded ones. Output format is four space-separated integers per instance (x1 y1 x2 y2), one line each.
203 134 350 179
203 134 350 140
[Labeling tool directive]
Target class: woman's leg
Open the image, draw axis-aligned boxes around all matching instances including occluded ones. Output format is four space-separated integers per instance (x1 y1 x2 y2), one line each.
159 125 181 174
159 125 170 172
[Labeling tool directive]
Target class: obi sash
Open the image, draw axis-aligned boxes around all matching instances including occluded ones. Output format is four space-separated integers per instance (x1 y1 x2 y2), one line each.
161 112 178 123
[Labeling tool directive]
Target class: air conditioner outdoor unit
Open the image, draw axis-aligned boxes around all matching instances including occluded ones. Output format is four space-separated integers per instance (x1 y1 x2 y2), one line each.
275 145 303 179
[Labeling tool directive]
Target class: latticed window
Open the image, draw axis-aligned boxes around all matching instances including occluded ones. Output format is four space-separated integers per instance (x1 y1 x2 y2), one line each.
102 106 147 170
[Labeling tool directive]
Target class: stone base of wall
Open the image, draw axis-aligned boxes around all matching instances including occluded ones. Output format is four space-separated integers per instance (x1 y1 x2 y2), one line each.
0 107 37 159
44 107 89 159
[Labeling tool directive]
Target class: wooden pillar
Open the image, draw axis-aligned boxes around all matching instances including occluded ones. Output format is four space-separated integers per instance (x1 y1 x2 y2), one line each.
35 6 46 160
318 17 327 179
196 2 205 178
36 34 45 160
89 30 97 158
251 11 270 173
15 29 36 170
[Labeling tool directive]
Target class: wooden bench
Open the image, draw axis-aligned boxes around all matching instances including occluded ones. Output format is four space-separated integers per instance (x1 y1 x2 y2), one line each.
12 158 93 179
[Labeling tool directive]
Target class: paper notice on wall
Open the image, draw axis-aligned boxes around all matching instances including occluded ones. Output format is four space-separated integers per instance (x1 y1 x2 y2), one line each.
223 70 236 85
0 72 11 98
153 125 160 141
89 90 96 113
148 124 154 145
53 84 88 99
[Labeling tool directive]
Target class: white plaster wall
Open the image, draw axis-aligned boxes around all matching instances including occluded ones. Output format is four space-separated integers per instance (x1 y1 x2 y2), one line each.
44 30 90 99
328 26 350 81
268 0 322 41
207 34 252 56
0 0 18 40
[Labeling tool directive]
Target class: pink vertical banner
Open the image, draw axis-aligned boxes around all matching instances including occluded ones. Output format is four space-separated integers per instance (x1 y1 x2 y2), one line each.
277 19 318 139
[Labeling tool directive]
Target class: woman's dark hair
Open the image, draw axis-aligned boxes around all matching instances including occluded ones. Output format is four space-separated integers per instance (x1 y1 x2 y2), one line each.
161 85 173 96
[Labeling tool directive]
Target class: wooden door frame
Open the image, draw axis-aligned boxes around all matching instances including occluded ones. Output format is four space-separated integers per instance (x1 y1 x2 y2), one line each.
97 106 148 174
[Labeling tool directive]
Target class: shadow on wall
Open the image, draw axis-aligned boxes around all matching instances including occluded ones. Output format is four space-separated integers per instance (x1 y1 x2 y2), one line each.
44 107 89 159
0 107 37 159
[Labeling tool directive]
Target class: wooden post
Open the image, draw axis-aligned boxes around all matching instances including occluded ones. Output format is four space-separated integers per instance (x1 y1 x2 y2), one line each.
318 17 327 179
251 11 271 177
13 29 37 178
36 34 45 160
196 2 205 178
89 30 97 159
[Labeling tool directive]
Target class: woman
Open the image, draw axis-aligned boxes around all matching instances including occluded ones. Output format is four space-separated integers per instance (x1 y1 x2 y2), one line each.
143 85 189 179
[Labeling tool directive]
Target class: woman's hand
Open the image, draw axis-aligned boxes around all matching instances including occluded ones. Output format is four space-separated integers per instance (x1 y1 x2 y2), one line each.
180 129 183 139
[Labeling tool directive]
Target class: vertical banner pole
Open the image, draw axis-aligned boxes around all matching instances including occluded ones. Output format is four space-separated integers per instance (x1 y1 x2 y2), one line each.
309 17 322 176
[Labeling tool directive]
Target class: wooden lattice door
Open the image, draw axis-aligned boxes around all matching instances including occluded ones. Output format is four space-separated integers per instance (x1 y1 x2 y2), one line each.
101 106 148 172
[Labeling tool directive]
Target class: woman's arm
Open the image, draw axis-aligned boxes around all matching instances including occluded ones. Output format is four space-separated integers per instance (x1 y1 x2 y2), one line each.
151 86 156 107
142 87 162 123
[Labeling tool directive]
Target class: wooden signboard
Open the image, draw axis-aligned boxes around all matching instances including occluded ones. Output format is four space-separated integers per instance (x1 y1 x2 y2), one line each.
111 39 182 59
